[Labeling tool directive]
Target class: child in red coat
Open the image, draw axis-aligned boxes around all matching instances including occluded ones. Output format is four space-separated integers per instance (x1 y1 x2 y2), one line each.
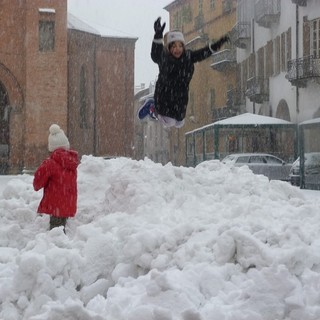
33 124 79 231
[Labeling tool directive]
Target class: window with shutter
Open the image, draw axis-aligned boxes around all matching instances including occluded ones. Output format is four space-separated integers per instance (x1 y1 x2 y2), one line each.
303 16 310 57
274 36 280 75
311 18 320 58
266 40 273 78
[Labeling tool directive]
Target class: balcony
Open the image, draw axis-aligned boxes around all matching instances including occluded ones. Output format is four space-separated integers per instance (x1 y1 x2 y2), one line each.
231 22 251 49
255 0 280 28
210 48 236 72
291 0 307 6
286 56 320 88
246 76 269 103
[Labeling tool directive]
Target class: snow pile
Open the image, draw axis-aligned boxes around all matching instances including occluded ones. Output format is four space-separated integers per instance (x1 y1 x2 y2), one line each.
0 156 319 320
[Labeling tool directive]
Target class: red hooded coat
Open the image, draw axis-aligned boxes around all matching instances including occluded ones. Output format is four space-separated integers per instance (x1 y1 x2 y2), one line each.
33 148 79 217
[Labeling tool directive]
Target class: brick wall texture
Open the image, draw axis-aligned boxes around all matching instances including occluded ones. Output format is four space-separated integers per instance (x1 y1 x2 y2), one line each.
0 0 136 173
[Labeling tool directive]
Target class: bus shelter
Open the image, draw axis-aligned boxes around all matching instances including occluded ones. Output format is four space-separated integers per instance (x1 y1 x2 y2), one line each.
299 118 320 190
185 113 298 167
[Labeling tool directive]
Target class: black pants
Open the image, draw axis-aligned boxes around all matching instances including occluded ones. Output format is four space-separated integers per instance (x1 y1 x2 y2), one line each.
50 216 67 231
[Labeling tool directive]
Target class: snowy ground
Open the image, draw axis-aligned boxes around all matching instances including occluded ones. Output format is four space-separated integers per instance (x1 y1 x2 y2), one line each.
0 156 320 320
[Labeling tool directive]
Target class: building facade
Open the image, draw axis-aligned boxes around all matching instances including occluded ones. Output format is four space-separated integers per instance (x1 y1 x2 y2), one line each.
0 0 136 173
68 19 136 160
134 84 170 165
134 86 150 161
233 0 320 122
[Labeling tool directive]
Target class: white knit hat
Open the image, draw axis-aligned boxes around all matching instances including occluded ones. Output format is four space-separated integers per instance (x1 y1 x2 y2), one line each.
167 31 185 46
48 124 70 152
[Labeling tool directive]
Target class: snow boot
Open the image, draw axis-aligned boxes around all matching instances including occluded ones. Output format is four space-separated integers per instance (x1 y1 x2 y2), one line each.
138 98 158 120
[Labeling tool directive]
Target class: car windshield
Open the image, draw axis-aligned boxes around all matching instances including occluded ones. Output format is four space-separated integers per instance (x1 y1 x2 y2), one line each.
265 156 283 164
236 156 249 163
248 156 265 163
222 155 236 163
292 153 320 168
305 153 320 165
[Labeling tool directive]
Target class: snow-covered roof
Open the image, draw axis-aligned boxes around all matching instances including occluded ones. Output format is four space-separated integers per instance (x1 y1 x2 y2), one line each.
39 8 55 14
185 113 294 135
67 13 137 40
213 113 293 126
67 13 100 36
299 117 320 126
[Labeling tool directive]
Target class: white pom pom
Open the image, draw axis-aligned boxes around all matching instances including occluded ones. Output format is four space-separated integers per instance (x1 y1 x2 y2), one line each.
49 124 61 135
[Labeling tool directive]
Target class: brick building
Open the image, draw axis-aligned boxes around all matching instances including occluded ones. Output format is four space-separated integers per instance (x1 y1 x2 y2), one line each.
0 0 136 173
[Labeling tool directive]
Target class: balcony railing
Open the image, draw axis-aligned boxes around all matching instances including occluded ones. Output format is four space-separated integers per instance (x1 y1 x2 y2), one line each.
213 106 235 121
231 22 251 49
291 0 307 6
246 76 269 103
286 56 320 88
210 48 236 72
255 0 280 28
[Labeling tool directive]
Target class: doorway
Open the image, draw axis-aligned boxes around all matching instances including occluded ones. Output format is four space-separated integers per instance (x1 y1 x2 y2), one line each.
0 81 9 173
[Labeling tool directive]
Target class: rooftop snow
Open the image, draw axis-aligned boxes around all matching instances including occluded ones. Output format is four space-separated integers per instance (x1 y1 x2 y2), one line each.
300 117 320 125
213 113 293 126
67 13 100 36
39 8 56 13
186 113 293 135
67 13 137 39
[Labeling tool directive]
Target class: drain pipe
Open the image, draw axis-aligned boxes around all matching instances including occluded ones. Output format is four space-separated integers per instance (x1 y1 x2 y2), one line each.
296 4 300 117
252 18 256 114
93 37 97 155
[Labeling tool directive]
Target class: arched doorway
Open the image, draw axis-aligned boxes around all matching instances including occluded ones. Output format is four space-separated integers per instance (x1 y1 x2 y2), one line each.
0 62 24 173
276 99 291 121
0 81 9 173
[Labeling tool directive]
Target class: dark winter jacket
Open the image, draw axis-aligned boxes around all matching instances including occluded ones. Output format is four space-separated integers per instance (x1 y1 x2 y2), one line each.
151 40 215 121
33 148 79 218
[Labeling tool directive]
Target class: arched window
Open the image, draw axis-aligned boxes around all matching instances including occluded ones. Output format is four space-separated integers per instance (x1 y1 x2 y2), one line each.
276 99 290 121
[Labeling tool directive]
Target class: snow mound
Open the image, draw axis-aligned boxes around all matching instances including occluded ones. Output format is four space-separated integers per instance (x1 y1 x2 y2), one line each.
0 156 319 320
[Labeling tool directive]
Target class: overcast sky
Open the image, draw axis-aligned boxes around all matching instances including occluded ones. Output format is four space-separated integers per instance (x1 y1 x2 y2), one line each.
68 0 172 88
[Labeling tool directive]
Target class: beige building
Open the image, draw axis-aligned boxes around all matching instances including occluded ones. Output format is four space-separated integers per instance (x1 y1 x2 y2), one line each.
164 0 237 166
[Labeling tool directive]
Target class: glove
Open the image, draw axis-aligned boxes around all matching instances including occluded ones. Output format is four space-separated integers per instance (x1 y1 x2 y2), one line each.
154 17 166 39
210 35 230 52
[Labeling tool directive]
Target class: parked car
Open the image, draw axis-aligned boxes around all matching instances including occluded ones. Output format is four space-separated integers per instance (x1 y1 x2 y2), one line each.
221 153 291 181
289 152 320 186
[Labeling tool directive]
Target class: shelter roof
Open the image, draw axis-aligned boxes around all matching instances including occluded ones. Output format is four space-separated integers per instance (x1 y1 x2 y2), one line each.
213 113 293 126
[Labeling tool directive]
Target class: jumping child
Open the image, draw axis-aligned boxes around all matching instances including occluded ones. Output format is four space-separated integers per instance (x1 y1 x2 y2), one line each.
138 17 230 128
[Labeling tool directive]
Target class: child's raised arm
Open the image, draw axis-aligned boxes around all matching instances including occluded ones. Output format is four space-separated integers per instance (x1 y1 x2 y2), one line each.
151 17 166 63
190 34 230 63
